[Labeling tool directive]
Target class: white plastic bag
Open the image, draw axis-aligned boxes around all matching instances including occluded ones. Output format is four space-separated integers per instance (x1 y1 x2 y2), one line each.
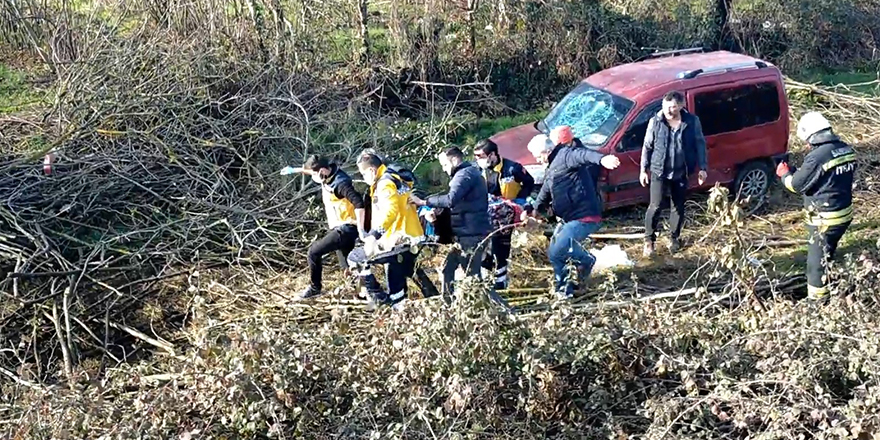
589 244 633 274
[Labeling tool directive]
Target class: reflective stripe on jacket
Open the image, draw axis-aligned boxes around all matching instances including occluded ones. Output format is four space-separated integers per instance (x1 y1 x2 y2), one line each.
483 158 535 201
781 131 856 229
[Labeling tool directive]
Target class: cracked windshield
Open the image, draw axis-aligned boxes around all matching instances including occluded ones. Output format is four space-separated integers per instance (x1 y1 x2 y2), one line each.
540 82 634 148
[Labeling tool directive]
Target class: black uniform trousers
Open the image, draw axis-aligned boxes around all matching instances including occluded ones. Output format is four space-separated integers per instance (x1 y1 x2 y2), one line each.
307 224 358 292
481 234 511 287
806 221 850 297
347 244 417 306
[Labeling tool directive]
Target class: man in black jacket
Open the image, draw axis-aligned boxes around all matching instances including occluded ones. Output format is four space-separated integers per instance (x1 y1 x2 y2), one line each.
523 127 620 299
776 111 856 301
292 155 367 299
474 138 535 290
640 91 708 257
411 146 492 295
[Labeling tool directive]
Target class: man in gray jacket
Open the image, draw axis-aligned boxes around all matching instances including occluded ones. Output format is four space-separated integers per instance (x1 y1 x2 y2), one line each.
640 91 708 257
411 146 491 295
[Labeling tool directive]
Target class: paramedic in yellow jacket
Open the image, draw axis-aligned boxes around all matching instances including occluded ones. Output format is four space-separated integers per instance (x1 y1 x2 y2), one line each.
347 151 424 310
292 155 366 300
473 138 535 290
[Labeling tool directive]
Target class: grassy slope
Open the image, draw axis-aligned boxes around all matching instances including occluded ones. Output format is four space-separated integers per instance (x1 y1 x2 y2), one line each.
797 69 880 96
0 63 45 114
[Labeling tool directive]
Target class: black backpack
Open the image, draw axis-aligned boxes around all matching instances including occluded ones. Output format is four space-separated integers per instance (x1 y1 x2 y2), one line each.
385 161 431 198
385 162 417 188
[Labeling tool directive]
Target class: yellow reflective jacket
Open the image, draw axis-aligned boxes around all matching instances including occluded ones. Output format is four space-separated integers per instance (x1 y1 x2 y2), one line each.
321 168 358 229
482 158 535 201
369 164 424 246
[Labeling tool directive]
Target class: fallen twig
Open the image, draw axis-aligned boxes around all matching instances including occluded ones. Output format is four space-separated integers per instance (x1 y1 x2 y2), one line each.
107 321 175 356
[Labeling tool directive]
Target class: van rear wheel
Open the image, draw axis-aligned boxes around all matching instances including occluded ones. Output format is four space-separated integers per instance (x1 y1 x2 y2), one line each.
732 161 770 215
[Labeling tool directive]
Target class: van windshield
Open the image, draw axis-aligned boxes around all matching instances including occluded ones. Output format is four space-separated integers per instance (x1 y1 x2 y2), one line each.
538 82 634 149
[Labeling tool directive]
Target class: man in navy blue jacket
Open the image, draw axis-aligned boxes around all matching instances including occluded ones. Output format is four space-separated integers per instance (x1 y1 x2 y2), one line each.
523 126 620 299
410 146 492 295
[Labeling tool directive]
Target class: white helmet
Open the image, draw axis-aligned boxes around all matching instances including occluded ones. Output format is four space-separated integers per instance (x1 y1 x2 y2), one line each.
796 111 832 142
527 133 554 156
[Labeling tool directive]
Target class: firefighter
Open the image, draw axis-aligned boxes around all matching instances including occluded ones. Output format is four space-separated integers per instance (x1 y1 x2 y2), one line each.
287 155 367 300
776 111 856 300
473 139 535 290
346 151 425 310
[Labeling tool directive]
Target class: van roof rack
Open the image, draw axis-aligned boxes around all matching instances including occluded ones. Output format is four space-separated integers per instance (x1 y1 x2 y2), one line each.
677 61 768 79
637 47 705 61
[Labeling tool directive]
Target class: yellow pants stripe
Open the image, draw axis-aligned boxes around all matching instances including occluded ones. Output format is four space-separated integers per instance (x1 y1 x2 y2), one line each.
808 284 828 298
806 206 853 227
783 175 795 193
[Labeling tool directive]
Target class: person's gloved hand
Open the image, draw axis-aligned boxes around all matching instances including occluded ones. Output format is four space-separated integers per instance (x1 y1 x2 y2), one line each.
363 235 379 258
279 166 303 175
776 162 790 177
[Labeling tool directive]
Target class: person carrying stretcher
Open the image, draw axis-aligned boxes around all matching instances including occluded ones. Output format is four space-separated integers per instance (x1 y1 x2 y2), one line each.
473 139 535 289
346 151 425 311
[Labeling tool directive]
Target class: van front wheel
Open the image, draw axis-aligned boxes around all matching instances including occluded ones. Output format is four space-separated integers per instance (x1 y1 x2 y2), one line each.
732 161 771 215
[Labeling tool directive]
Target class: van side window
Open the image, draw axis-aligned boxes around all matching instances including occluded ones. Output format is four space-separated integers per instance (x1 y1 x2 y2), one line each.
693 82 781 136
619 101 663 152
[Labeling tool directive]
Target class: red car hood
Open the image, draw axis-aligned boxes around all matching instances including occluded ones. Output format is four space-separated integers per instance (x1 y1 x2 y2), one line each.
489 122 546 183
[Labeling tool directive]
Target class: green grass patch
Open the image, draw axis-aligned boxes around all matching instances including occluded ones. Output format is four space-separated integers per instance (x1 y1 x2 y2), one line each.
407 109 548 194
0 64 46 114
794 69 880 96
452 109 547 147
367 27 392 60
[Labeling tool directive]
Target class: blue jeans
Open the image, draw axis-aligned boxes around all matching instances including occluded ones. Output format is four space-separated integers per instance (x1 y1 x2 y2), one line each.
548 220 600 296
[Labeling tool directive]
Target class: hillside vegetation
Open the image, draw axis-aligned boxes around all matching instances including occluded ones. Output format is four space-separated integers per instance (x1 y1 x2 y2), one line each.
1 0 880 438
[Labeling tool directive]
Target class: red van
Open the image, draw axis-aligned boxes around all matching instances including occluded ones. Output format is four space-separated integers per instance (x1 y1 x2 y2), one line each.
490 49 791 210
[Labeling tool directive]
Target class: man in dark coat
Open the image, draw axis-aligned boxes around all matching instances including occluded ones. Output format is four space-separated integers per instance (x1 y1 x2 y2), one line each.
523 127 621 299
640 90 708 257
411 146 492 295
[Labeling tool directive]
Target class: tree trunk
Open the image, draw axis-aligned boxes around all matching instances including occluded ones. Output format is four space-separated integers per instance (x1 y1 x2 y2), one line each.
355 0 369 65
467 0 479 58
711 0 739 52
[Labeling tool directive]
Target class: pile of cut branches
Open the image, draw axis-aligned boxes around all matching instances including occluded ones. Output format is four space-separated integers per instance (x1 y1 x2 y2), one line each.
0 26 355 384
